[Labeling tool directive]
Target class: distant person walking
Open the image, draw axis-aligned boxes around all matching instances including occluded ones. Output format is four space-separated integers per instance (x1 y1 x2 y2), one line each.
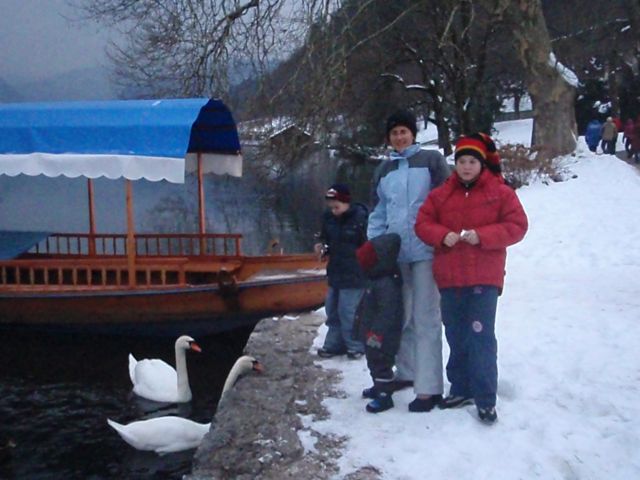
585 119 602 153
315 184 367 359
631 119 640 163
368 109 450 412
415 133 528 424
624 118 636 159
600 117 618 155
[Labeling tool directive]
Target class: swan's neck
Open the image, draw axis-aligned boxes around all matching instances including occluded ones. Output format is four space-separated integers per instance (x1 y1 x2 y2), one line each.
222 361 248 395
175 347 192 402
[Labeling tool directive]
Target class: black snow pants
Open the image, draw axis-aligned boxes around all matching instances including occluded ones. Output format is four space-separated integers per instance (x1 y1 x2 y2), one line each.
354 272 403 393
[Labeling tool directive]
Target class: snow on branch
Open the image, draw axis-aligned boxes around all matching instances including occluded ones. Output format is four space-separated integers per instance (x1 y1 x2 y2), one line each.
380 73 405 83
380 74 429 92
548 52 579 88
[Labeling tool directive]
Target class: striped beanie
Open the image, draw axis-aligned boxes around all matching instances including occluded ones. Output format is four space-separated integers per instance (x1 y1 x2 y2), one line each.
325 183 351 203
454 133 500 172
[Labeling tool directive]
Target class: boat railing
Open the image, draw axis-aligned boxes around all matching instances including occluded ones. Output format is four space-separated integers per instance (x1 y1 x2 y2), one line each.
0 257 189 290
29 233 243 258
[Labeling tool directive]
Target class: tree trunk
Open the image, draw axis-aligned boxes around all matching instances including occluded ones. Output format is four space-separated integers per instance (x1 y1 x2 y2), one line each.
492 0 577 157
606 58 621 118
624 0 640 48
430 86 453 155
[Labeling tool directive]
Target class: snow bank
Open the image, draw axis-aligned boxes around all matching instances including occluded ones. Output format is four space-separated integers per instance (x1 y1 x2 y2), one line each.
310 149 640 478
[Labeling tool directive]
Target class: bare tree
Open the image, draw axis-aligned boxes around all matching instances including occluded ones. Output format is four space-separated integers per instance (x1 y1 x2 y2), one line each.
75 0 577 157
488 0 577 155
71 0 328 98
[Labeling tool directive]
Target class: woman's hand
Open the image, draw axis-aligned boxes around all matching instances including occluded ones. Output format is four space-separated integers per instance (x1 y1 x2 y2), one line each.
460 229 480 245
443 232 460 247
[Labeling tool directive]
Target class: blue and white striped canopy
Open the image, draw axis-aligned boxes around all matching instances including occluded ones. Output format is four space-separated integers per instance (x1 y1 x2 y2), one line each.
0 98 242 183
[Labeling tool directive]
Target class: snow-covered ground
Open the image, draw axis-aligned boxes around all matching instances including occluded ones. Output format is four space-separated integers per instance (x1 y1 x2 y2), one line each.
307 122 640 479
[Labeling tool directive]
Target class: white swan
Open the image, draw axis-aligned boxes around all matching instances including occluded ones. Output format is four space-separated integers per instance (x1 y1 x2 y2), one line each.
221 355 264 395
107 417 210 455
128 335 201 403
109 355 264 454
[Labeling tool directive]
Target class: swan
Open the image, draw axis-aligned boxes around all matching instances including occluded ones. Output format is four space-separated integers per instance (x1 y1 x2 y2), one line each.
107 417 210 455
109 355 264 454
221 355 264 395
128 335 201 403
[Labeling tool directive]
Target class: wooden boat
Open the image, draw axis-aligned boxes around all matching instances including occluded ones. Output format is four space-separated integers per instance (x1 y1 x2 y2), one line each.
0 99 326 335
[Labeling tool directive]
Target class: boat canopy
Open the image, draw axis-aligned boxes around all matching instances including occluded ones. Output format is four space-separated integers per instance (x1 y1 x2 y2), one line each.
0 98 242 184
0 230 51 260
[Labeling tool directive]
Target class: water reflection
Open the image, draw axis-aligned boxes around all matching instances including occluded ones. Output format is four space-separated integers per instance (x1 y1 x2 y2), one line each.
0 326 255 479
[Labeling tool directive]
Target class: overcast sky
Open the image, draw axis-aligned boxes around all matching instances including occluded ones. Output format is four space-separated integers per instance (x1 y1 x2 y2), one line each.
0 0 114 82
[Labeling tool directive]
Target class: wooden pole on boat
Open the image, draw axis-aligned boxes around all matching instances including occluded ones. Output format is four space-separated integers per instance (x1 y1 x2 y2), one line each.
197 152 207 255
87 178 97 256
125 179 136 287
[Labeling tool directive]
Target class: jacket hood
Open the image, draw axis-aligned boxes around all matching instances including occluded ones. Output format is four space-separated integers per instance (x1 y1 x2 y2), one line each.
366 233 401 278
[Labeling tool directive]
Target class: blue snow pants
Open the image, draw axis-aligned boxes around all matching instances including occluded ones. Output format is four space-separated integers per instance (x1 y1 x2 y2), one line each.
440 286 499 409
323 287 365 353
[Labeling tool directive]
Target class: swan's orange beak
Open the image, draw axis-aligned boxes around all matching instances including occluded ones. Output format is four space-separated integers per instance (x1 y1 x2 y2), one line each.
252 360 264 373
190 342 202 353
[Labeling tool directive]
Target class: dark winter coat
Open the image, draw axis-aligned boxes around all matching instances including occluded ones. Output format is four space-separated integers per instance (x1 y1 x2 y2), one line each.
354 233 403 385
601 120 618 141
585 120 602 148
632 122 640 152
624 120 636 140
319 202 368 289
415 169 528 290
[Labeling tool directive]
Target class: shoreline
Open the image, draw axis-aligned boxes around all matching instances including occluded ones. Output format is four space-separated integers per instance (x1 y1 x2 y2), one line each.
188 312 349 479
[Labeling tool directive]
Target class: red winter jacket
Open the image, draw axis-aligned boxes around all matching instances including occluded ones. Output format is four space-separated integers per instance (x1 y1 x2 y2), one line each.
415 169 528 290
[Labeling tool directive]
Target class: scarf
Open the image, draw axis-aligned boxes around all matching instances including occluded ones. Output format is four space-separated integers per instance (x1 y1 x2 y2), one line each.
389 143 421 161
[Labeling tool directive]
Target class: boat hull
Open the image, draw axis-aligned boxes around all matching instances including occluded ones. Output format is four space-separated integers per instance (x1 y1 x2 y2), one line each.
0 274 327 336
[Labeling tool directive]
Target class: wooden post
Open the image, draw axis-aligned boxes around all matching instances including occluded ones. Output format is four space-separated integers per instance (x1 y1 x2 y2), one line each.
197 152 207 255
87 178 97 256
126 180 136 287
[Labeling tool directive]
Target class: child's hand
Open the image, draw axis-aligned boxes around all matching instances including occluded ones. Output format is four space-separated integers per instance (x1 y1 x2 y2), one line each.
460 229 480 245
314 242 328 261
443 232 460 247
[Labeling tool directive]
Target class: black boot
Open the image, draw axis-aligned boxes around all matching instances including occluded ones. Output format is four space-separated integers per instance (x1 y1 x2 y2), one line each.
408 395 442 412
366 392 394 413
477 406 498 424
362 385 378 399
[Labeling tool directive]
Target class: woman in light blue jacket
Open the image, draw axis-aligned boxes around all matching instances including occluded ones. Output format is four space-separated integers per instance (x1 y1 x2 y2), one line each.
367 109 450 412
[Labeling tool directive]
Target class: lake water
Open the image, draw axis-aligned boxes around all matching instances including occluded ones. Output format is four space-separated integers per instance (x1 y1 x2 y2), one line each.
0 325 256 479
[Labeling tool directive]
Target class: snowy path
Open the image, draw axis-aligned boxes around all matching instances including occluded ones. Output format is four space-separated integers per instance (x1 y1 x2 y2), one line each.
309 152 640 479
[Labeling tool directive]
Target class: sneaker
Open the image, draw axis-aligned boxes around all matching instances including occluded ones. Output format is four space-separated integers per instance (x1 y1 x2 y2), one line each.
438 394 474 410
362 385 378 399
366 392 394 413
477 406 498 424
317 347 346 358
346 351 364 360
408 395 442 413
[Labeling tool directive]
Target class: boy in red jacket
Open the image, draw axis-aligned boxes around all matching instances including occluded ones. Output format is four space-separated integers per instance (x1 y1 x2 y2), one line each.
414 133 528 424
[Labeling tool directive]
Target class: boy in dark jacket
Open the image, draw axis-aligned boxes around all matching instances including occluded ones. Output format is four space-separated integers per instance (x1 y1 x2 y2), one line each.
315 184 367 358
354 233 404 413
